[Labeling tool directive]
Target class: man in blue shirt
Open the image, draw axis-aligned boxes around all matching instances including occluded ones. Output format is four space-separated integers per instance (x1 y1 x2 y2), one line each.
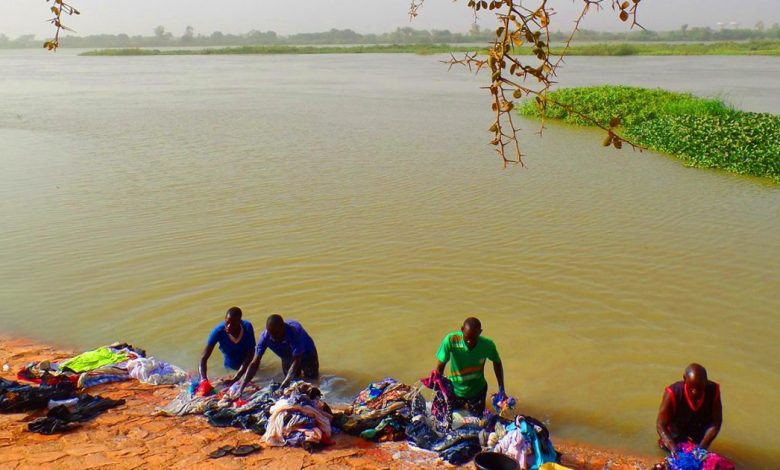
199 307 256 385
237 314 319 394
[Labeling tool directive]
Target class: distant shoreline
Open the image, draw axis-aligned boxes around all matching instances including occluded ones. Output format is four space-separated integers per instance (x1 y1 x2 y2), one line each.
79 40 780 57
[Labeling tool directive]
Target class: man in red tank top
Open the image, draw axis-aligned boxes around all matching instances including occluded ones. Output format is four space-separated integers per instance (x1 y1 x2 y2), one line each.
656 363 723 454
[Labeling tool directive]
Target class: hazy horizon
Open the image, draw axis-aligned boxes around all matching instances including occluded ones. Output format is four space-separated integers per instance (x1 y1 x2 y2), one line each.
1 0 777 39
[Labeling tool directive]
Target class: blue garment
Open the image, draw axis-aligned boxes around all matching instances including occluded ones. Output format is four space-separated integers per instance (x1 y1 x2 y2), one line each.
256 320 316 361
207 320 256 370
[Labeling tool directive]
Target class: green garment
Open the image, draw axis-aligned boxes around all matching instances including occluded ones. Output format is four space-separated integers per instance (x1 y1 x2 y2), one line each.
60 347 129 373
436 332 501 399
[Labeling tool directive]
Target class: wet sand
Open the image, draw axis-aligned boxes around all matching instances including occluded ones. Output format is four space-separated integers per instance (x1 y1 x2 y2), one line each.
0 337 658 469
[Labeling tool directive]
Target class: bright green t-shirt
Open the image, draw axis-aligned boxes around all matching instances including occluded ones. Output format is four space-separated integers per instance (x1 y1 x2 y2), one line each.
436 331 501 398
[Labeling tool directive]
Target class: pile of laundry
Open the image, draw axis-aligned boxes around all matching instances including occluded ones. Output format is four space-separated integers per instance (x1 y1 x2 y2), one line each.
0 377 125 435
665 442 735 470
157 380 333 450
334 378 425 442
2 342 188 436
335 373 566 468
16 343 187 389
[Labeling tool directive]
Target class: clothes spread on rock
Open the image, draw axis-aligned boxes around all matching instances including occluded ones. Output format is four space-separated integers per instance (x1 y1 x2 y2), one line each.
2 376 124 435
16 361 77 386
0 378 76 413
27 395 126 435
207 320 256 370
77 366 131 389
156 389 217 417
59 347 131 373
16 343 147 391
127 357 188 385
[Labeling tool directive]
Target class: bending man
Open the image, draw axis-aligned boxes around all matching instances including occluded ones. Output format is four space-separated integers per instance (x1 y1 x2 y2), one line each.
436 316 505 415
657 363 723 453
199 306 256 385
238 314 319 394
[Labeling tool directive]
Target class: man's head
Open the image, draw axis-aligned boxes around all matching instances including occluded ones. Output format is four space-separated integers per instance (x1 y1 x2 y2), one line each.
266 314 285 341
683 363 708 401
224 306 243 331
461 317 482 348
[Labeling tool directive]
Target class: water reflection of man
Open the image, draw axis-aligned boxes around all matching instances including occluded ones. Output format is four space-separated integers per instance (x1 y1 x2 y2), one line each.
237 314 319 395
656 363 723 453
435 317 506 415
199 307 256 385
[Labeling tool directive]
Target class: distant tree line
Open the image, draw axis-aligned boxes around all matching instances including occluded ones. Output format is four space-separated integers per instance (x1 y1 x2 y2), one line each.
2 24 780 49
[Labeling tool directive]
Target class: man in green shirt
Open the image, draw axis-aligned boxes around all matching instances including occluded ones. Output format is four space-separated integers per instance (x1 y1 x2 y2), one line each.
436 317 505 415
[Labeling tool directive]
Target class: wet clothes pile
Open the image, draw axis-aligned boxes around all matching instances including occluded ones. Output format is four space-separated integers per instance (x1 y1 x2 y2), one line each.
334 378 425 442
159 380 334 449
263 383 333 449
489 415 559 470
27 394 126 435
406 415 485 465
203 383 279 433
666 443 735 470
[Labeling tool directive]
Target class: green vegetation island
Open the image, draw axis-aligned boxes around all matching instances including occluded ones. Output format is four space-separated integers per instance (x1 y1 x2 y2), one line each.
519 86 780 182
80 40 780 57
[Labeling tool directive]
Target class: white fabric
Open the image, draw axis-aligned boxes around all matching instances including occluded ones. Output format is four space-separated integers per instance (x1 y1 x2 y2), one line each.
263 398 332 446
127 357 188 385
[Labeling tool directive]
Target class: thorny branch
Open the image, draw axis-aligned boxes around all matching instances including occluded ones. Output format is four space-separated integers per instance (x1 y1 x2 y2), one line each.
412 0 645 166
43 0 80 51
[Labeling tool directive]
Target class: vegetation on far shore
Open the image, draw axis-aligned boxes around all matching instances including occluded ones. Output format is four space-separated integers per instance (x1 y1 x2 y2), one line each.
6 24 780 50
519 86 780 182
80 40 780 57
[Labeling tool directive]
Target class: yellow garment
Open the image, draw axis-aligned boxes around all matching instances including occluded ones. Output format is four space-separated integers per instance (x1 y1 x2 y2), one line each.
539 464 574 470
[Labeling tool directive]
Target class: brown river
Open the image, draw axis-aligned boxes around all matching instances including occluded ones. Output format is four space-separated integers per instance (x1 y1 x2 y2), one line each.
1 50 778 467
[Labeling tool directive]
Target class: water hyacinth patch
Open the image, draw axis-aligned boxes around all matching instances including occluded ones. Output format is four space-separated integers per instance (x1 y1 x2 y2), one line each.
519 85 780 182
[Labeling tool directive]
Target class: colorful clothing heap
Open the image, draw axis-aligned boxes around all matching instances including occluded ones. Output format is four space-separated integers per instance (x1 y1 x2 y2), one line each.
335 378 424 442
666 442 735 470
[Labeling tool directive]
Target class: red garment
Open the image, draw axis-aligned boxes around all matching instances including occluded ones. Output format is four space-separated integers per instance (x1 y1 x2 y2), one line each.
195 379 215 397
703 453 735 470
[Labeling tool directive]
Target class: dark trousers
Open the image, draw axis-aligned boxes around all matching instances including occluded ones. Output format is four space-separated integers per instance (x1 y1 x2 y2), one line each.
281 349 320 379
451 384 489 416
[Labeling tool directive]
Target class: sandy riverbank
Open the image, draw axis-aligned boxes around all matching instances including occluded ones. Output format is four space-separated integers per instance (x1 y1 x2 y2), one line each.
0 337 659 469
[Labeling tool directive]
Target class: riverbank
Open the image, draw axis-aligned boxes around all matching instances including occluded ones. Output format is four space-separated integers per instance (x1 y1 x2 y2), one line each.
0 336 658 469
518 85 780 182
79 40 780 56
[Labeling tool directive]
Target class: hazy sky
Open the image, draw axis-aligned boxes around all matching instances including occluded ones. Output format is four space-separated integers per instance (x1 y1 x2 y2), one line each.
1 0 777 38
